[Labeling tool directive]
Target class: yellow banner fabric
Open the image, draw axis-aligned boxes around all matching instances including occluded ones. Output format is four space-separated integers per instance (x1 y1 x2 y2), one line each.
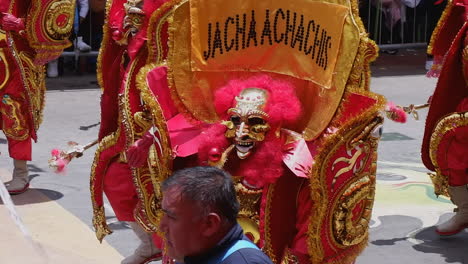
190 0 348 88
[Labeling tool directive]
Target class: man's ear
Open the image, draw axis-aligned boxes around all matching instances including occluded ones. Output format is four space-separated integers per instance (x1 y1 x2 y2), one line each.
201 213 222 237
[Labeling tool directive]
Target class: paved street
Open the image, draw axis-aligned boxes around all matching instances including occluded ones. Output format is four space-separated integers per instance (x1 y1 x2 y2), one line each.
0 49 467 263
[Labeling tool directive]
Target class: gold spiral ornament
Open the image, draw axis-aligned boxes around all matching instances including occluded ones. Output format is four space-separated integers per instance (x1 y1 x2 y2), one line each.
44 0 75 40
332 175 374 247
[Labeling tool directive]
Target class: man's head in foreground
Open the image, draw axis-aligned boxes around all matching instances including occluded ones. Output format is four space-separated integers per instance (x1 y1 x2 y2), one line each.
159 166 240 262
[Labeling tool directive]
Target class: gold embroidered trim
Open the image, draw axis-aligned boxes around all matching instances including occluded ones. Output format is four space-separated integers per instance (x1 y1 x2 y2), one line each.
165 0 204 125
429 112 468 197
263 183 277 264
122 54 143 149
235 179 262 244
332 174 374 247
96 0 114 90
330 89 386 133
6 35 46 136
0 48 10 90
90 129 120 241
281 248 299 264
92 205 113 243
132 62 173 230
463 35 468 85
346 7 379 93
428 0 454 55
26 0 74 45
429 112 468 171
0 94 29 140
18 52 46 131
307 111 383 263
429 171 450 197
146 0 182 64
133 167 159 232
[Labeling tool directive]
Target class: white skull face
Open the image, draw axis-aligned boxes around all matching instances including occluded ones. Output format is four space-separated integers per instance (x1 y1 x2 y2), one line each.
225 88 270 159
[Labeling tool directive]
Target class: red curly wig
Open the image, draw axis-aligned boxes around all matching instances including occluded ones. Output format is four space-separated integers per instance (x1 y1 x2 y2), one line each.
214 75 302 128
198 75 303 187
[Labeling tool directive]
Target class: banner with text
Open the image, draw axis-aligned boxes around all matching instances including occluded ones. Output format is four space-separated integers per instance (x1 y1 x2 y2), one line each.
190 0 348 88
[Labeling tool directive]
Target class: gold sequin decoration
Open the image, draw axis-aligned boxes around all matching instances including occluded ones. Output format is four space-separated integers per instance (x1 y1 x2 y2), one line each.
0 94 29 140
96 0 114 91
234 179 262 244
90 128 121 241
429 112 468 198
6 34 46 135
26 0 74 48
281 248 299 264
427 0 454 56
92 205 113 243
146 0 183 64
263 183 278 263
332 175 374 246
307 111 383 263
0 47 10 90
132 62 173 230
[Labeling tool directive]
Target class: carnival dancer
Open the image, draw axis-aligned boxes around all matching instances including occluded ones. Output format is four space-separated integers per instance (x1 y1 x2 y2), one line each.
0 0 74 194
89 0 175 263
126 0 389 262
422 0 468 236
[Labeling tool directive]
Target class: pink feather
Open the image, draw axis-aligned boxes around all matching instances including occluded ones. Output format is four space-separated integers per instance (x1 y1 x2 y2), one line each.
385 102 407 123
51 148 61 157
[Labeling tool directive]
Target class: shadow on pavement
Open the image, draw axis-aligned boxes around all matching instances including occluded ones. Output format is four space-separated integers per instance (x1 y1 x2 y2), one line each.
0 188 64 205
106 218 131 231
80 122 100 131
413 225 468 263
28 164 45 173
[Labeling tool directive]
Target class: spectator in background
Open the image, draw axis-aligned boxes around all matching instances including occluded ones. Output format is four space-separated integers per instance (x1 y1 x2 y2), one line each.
159 166 274 264
424 0 447 70
47 0 91 77
75 0 92 52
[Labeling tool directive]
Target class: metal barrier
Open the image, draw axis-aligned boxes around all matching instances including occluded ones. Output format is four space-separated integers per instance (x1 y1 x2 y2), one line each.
359 0 447 50
61 7 104 57
63 0 447 57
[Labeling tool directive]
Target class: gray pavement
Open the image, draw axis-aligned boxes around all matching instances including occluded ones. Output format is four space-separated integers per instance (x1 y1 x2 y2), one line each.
0 48 466 263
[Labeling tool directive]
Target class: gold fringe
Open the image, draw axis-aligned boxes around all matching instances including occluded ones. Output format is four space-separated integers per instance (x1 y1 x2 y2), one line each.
427 0 454 55
92 205 113 243
429 112 468 172
96 0 115 91
146 0 184 63
90 130 120 241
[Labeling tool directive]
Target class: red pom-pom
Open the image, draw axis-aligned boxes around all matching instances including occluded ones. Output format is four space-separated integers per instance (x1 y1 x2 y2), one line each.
208 147 221 162
112 30 123 41
51 149 61 157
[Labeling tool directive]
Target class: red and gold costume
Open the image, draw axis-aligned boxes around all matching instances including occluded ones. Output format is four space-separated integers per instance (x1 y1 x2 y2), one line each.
90 0 176 262
423 0 468 236
0 0 74 193
129 0 388 263
0 0 73 159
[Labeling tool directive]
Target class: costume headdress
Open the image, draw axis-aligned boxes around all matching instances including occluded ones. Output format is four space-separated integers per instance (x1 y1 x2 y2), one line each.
140 0 386 262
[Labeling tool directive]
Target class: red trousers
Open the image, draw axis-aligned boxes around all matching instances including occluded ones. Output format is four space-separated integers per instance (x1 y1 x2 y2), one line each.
103 158 138 221
1 136 31 160
0 45 32 161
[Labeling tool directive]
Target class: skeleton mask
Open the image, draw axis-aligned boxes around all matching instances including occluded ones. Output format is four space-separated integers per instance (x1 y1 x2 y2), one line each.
225 88 271 159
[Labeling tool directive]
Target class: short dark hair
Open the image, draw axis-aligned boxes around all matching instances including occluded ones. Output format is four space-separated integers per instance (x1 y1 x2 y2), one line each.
162 166 240 224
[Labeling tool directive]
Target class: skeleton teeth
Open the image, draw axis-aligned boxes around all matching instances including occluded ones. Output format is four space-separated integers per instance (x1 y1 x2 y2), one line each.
236 145 252 153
